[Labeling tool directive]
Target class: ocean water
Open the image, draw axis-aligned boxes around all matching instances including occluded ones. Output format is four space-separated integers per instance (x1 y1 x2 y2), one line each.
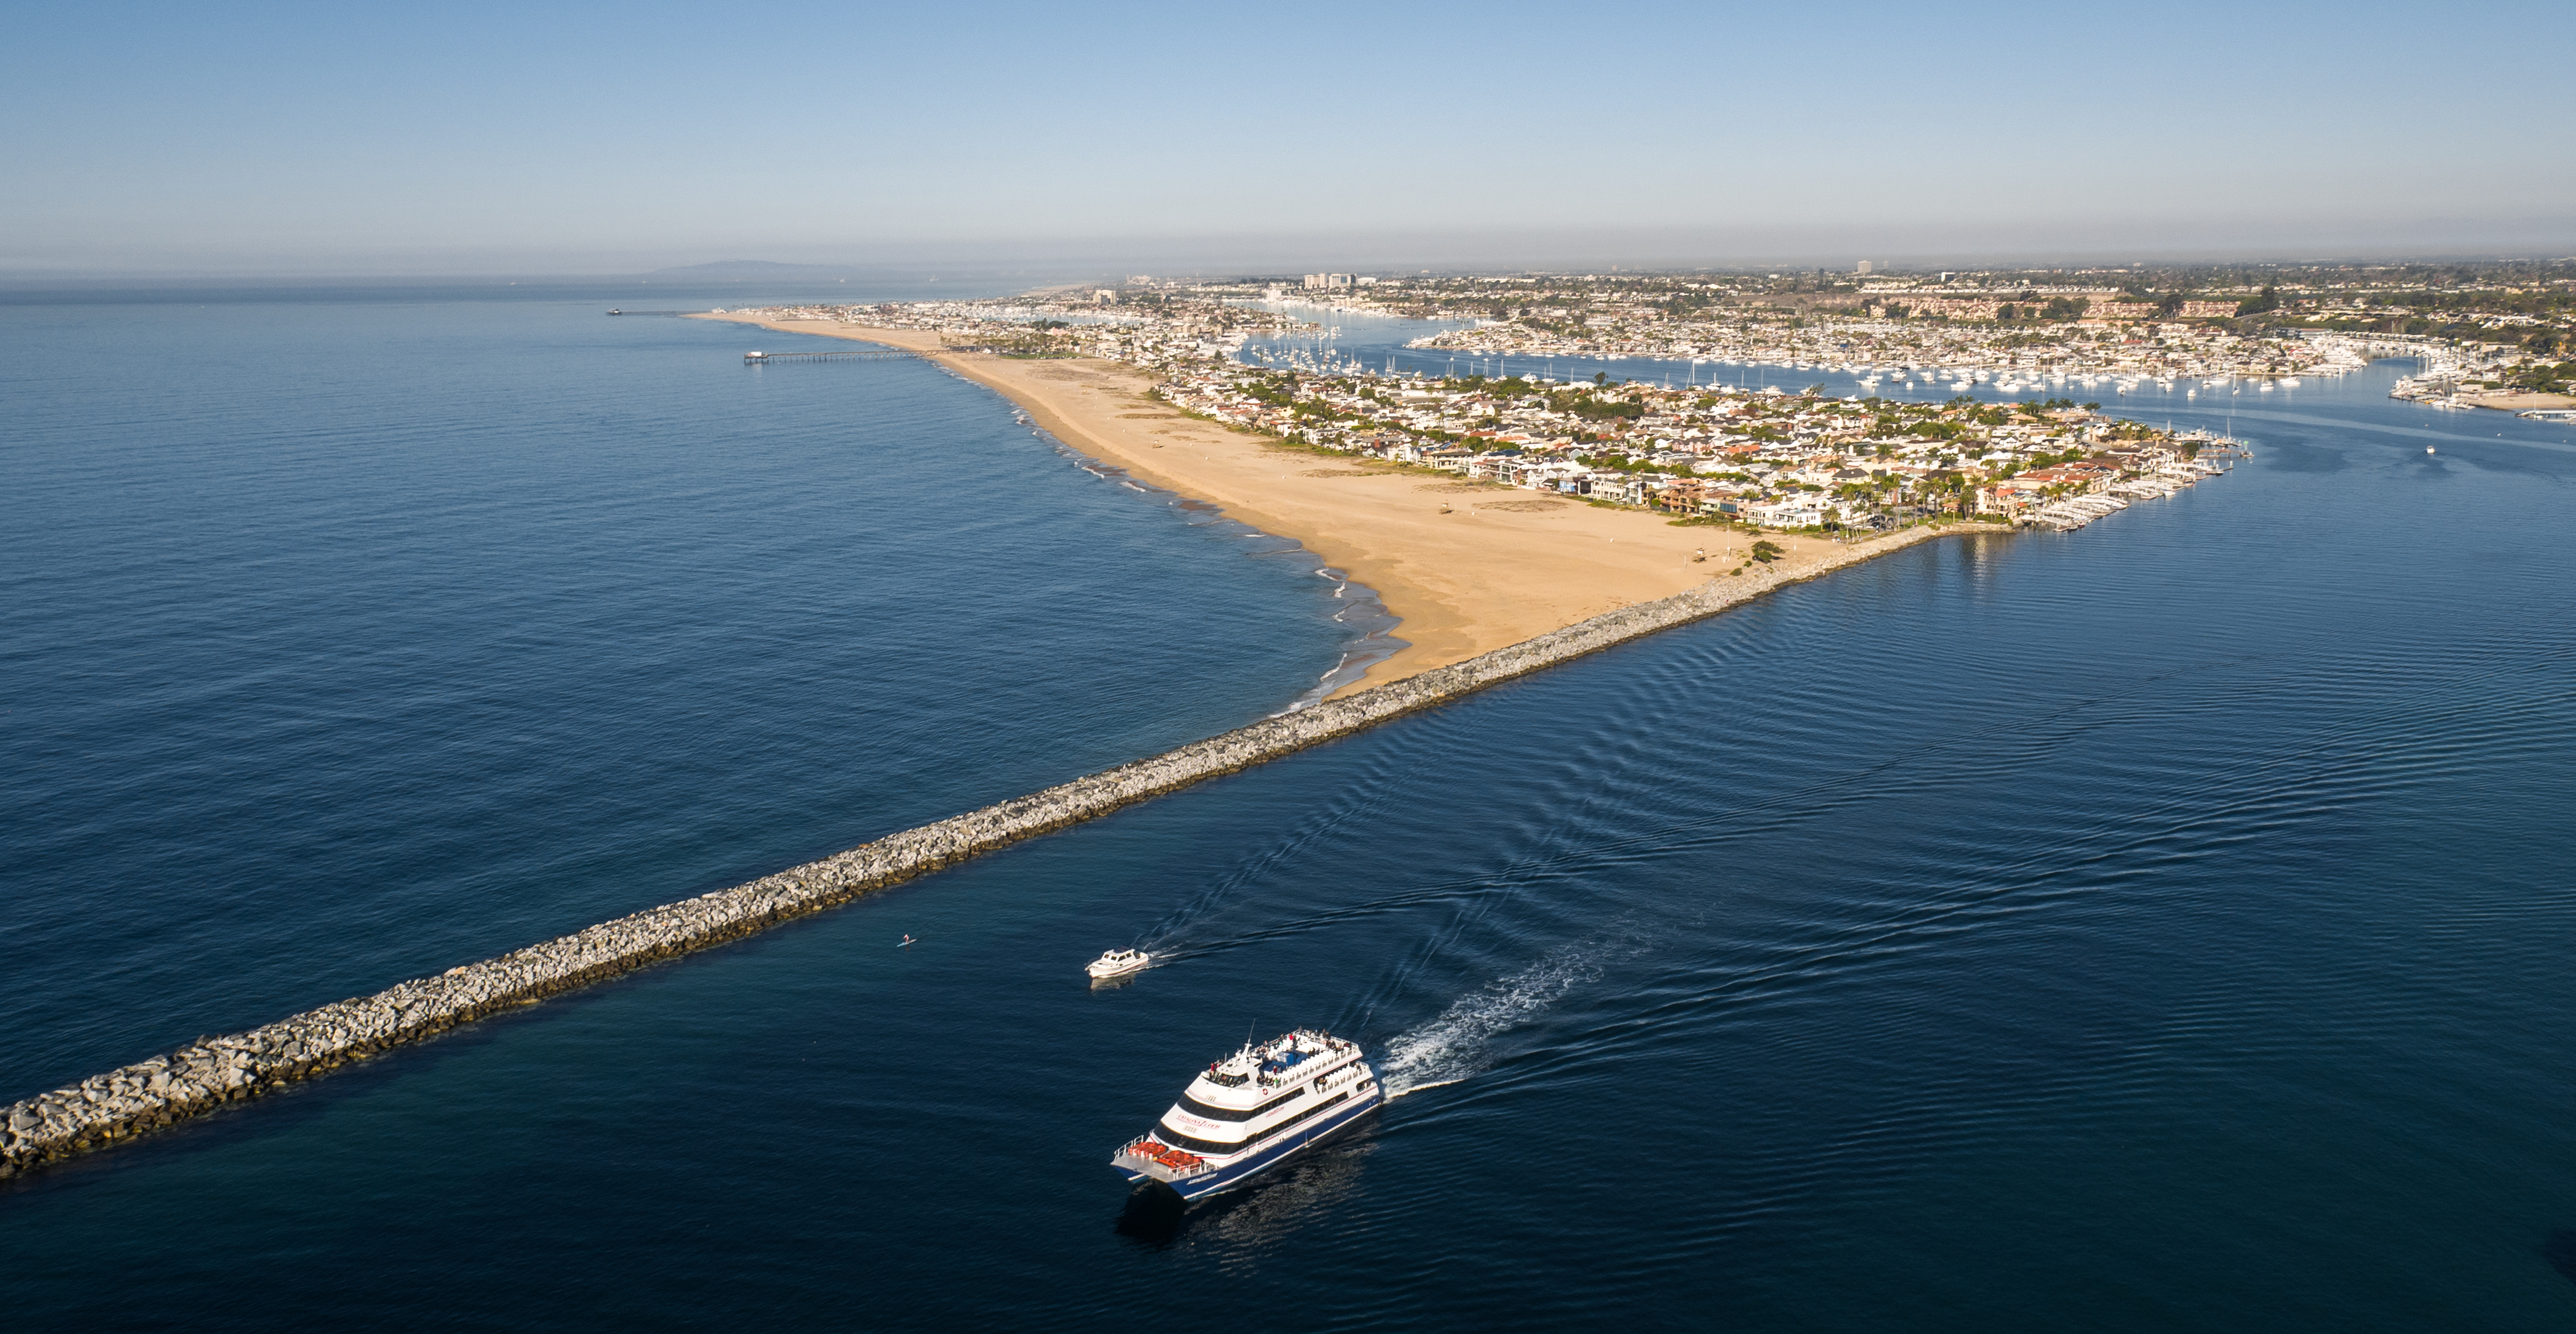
0 283 1376 1092
7 290 2576 1330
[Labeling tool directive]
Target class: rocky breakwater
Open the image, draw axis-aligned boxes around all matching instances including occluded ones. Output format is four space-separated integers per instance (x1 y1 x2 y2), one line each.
2 523 2005 1181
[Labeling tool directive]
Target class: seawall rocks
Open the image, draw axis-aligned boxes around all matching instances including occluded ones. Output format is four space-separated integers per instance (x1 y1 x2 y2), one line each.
0 524 2003 1181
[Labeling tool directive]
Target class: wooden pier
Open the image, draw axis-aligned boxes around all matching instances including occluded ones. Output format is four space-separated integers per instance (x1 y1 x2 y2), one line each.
743 349 923 364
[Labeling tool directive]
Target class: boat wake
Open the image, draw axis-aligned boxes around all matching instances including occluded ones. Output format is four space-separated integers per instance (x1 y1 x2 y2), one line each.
1378 947 1601 1099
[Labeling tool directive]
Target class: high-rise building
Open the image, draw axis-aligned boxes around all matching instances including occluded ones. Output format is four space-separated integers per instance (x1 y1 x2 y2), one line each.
1857 260 1873 275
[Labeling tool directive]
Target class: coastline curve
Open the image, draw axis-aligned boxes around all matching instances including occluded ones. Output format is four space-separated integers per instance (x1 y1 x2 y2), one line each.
0 523 2004 1182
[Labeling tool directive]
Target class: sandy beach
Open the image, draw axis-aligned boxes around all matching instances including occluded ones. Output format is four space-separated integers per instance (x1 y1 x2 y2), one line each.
700 313 1980 694
2463 389 2576 412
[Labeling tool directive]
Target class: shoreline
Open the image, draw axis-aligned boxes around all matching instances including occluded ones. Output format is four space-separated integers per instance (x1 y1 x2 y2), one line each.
701 313 1896 695
2464 390 2576 412
1033 428 1409 707
0 517 2007 1182
0 307 2028 1183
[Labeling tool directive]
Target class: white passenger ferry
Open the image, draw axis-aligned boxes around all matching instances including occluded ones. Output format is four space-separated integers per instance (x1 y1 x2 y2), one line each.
1111 1030 1381 1200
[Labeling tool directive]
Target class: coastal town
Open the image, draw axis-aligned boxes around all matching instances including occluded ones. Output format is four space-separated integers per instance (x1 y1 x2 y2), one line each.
723 296 2241 535
1322 261 2576 413
1387 277 2356 387
708 260 2574 533
1141 362 2236 534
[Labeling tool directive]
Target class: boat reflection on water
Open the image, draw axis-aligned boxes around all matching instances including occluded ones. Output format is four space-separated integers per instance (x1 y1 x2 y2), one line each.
1112 1118 1381 1251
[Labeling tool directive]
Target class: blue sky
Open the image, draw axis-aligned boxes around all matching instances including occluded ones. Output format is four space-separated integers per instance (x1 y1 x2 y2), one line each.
5 0 2570 274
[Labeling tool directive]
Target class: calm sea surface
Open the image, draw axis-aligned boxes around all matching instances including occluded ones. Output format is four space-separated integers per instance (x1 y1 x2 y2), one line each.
6 288 2576 1330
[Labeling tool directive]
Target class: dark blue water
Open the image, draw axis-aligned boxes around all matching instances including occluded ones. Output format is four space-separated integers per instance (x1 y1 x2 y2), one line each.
1 285 1370 1093
7 290 2576 1330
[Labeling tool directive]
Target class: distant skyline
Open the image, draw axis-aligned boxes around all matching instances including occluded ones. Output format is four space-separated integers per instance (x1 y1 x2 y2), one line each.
6 0 2571 277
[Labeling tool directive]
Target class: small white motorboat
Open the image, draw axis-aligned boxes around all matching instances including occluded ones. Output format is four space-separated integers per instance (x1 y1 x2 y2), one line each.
1086 949 1152 980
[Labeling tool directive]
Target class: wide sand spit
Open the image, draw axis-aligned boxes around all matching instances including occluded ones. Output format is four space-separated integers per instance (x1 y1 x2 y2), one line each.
717 315 1885 693
1 314 2015 1179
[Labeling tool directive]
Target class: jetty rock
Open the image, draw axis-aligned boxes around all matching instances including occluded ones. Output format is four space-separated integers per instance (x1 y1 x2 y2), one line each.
1 524 2001 1179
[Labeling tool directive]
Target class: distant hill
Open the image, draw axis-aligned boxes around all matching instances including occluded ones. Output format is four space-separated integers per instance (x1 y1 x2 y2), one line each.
650 260 849 279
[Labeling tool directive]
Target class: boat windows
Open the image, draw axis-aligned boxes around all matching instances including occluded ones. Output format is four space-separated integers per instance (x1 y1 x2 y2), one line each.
1156 1091 1353 1157
1153 1125 1247 1156
1178 1083 1306 1123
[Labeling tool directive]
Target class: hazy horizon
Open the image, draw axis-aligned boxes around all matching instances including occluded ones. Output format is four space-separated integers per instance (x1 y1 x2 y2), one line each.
7 0 2570 279
10 226 2576 290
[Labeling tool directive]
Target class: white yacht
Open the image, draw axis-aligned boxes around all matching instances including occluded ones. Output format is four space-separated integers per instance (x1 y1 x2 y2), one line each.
1111 1030 1381 1201
1086 950 1151 980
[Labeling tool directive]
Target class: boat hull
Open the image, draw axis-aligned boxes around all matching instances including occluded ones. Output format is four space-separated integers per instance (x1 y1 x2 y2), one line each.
1115 1089 1381 1202
1085 952 1151 980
